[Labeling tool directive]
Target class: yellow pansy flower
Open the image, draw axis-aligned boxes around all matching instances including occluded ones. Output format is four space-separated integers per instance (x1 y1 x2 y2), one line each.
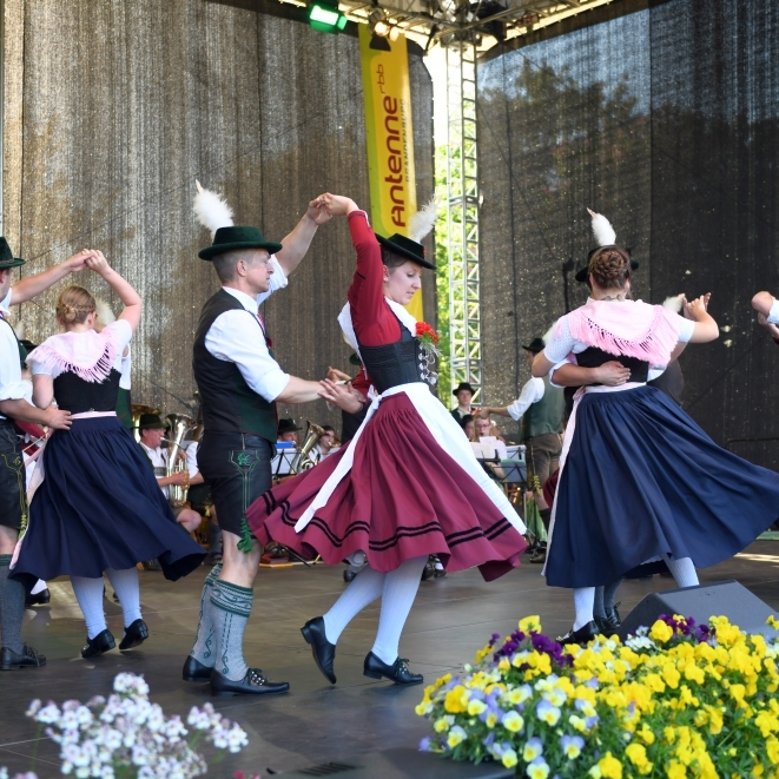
649 620 673 643
500 748 518 769
597 752 623 779
443 685 469 714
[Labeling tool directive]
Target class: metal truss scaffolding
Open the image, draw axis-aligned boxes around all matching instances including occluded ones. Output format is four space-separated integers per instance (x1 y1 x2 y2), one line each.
445 41 482 400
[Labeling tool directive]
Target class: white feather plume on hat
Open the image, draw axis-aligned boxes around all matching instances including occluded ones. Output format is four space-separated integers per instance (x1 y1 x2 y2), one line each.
94 298 116 327
408 197 438 244
663 294 684 313
193 180 234 238
587 207 617 247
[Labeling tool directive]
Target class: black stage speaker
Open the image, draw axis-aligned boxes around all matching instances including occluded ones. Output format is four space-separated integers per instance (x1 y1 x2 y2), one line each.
618 580 779 640
274 747 512 778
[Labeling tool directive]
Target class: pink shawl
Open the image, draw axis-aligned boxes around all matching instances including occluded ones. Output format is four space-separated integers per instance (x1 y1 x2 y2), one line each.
27 327 121 383
559 299 680 366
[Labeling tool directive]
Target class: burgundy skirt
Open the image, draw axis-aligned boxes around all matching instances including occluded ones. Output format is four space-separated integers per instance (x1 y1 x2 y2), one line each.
246 392 527 581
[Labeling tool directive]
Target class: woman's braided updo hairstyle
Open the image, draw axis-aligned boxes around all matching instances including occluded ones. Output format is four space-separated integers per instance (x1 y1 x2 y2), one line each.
587 246 632 289
56 285 96 325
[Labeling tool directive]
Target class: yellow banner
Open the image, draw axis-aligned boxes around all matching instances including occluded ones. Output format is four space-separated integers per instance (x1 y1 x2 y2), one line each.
359 25 422 319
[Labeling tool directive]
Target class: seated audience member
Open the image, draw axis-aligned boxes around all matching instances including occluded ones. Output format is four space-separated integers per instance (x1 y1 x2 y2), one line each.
137 414 201 534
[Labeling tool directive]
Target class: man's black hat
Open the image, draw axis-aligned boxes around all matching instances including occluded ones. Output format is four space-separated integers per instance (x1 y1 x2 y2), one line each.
0 237 26 270
277 418 301 435
199 225 283 261
138 413 166 430
452 381 475 397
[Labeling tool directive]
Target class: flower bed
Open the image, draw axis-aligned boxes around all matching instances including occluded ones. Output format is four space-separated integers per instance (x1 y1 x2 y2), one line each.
0 672 254 779
416 615 779 778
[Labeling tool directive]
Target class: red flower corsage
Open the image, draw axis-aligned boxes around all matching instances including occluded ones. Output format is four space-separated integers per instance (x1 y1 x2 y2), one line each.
416 321 440 346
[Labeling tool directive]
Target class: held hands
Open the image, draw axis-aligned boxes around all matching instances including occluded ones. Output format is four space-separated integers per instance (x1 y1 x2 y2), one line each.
306 195 336 226
326 366 353 383
83 249 111 276
318 378 365 414
63 248 110 274
62 249 91 273
311 193 358 218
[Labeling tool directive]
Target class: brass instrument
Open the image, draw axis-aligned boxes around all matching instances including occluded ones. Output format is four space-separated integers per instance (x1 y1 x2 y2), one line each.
289 421 326 473
164 413 195 507
130 403 161 444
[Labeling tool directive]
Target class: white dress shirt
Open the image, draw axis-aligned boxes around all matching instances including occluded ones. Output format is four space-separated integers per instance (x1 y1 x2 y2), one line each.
203 258 290 402
505 377 545 422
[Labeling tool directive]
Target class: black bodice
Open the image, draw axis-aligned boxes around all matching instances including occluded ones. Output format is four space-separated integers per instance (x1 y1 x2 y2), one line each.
359 326 428 394
53 369 121 413
575 347 649 383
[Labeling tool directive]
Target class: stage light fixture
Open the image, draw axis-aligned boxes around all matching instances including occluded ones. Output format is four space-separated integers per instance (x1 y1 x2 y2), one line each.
368 6 400 41
307 0 347 33
369 7 390 37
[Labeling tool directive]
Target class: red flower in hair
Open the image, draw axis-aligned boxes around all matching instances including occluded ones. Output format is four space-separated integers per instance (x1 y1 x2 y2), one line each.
416 321 440 346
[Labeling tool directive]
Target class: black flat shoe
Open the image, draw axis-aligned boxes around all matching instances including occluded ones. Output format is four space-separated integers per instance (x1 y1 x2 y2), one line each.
301 617 336 684
25 588 51 607
119 619 149 651
81 629 116 658
210 667 290 696
182 654 213 682
595 615 621 636
1 644 46 670
363 652 423 685
557 620 600 646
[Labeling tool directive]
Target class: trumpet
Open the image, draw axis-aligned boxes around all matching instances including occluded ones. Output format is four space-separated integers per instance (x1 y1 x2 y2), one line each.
164 413 195 507
289 421 327 473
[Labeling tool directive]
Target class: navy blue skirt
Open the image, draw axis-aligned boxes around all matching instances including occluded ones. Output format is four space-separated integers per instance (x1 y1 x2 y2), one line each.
14 416 204 581
545 385 779 588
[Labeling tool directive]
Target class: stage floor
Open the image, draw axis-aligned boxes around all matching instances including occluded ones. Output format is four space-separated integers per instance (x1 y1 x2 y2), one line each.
2 540 779 777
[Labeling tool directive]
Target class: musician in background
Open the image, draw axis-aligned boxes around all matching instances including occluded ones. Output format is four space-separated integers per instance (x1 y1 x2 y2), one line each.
184 185 357 696
137 413 201 533
309 425 339 463
276 417 301 445
474 414 505 443
480 337 565 494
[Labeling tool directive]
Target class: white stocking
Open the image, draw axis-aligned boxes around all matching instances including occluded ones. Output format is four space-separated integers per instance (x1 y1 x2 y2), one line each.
371 556 427 664
572 586 595 630
70 576 107 639
665 556 699 588
323 566 385 643
105 568 142 626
